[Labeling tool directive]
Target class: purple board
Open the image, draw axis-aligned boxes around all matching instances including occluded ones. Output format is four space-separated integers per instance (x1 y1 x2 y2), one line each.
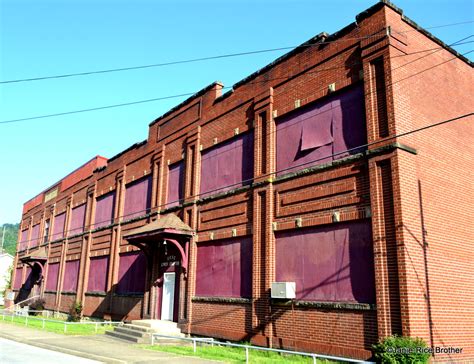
24 266 33 289
94 192 115 229
63 260 80 292
87 256 109 292
69 204 86 235
200 132 254 197
52 213 66 240
20 229 29 251
275 220 375 303
195 237 252 298
123 175 152 219
46 263 59 291
13 268 23 289
30 224 40 248
166 162 184 208
116 251 146 294
276 85 366 175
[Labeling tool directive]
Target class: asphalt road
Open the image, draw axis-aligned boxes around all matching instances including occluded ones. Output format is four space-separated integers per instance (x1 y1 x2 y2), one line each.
0 337 102 363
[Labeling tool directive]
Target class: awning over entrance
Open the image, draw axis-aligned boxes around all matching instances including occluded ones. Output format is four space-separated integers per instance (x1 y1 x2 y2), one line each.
124 214 194 272
19 246 48 283
124 213 193 240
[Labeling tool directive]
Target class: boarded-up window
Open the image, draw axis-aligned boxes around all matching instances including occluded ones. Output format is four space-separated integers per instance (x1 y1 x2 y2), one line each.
123 176 152 219
63 260 80 292
52 212 66 240
116 251 146 294
87 256 109 292
94 192 115 229
30 224 40 248
275 220 375 303
19 229 29 251
200 132 254 197
166 162 184 208
23 266 33 289
196 237 252 298
69 204 86 235
276 85 366 175
13 268 23 289
46 263 59 291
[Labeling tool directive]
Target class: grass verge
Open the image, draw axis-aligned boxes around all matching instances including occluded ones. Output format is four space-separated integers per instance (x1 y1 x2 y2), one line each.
141 344 340 363
0 314 113 335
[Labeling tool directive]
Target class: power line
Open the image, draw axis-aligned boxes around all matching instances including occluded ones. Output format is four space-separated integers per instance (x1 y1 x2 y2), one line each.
1 43 472 126
1 20 472 85
17 111 474 248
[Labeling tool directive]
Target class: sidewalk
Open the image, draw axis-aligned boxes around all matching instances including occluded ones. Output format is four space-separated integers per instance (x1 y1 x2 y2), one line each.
0 322 217 363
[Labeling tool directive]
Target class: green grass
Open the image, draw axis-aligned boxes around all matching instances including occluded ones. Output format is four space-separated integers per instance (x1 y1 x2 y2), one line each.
141 343 340 363
0 314 114 335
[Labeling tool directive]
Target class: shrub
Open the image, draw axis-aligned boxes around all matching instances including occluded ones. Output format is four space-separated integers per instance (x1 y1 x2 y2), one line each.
28 299 45 316
68 301 83 322
373 335 430 364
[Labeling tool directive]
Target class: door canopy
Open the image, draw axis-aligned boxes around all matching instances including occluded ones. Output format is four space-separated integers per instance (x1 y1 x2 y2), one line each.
19 246 48 283
123 214 194 271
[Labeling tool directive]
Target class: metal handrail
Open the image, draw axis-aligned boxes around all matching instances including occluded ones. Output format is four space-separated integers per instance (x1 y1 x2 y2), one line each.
151 333 374 364
5 295 40 312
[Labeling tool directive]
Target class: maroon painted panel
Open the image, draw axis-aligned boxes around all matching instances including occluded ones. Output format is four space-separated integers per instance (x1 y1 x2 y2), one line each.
276 85 366 175
332 85 367 159
166 162 184 208
13 268 23 289
52 212 66 240
195 237 252 298
63 260 80 292
30 224 40 248
46 263 60 291
116 251 146 294
87 256 109 292
94 192 115 229
23 266 33 289
200 132 254 197
123 175 152 219
20 229 29 251
69 204 86 236
275 220 375 303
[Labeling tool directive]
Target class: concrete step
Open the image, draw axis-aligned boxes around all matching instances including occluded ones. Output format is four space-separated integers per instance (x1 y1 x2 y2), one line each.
105 330 150 344
122 323 182 336
114 326 152 338
131 319 179 331
122 324 156 333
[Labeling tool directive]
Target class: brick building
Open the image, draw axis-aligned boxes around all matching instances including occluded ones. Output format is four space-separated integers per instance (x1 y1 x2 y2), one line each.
12 1 473 361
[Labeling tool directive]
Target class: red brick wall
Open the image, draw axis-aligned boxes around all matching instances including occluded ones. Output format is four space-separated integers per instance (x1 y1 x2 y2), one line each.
14 3 473 362
385 6 474 362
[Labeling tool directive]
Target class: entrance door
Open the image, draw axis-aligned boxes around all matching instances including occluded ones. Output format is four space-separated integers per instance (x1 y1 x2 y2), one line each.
160 272 175 321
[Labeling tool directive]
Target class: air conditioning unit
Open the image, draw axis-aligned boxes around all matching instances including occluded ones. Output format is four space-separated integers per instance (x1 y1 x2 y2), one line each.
271 282 296 299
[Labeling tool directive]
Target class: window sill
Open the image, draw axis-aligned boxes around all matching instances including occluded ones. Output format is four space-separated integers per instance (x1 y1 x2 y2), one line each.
192 296 251 304
85 291 107 297
271 299 375 311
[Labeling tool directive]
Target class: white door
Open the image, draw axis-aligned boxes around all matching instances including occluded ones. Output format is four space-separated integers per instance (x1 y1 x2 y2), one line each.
161 272 176 321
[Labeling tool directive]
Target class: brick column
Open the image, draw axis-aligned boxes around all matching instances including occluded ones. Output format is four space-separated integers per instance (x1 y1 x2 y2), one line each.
77 185 96 304
251 88 276 346
151 146 165 215
106 170 125 313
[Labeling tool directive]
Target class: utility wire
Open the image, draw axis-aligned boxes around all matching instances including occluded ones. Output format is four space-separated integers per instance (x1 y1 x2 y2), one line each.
1 43 472 126
18 111 473 248
1 20 472 85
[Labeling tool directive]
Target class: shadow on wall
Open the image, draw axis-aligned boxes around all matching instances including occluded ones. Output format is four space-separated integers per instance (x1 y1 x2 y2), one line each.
88 252 147 321
14 264 41 304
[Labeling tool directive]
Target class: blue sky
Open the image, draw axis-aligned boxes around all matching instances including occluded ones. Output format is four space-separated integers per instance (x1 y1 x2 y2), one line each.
0 0 473 224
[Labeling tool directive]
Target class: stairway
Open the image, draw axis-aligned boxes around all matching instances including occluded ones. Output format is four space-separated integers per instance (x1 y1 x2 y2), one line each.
105 320 186 344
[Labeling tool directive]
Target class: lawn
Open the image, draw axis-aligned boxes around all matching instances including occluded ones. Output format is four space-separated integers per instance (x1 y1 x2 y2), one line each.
142 343 341 363
0 314 114 335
